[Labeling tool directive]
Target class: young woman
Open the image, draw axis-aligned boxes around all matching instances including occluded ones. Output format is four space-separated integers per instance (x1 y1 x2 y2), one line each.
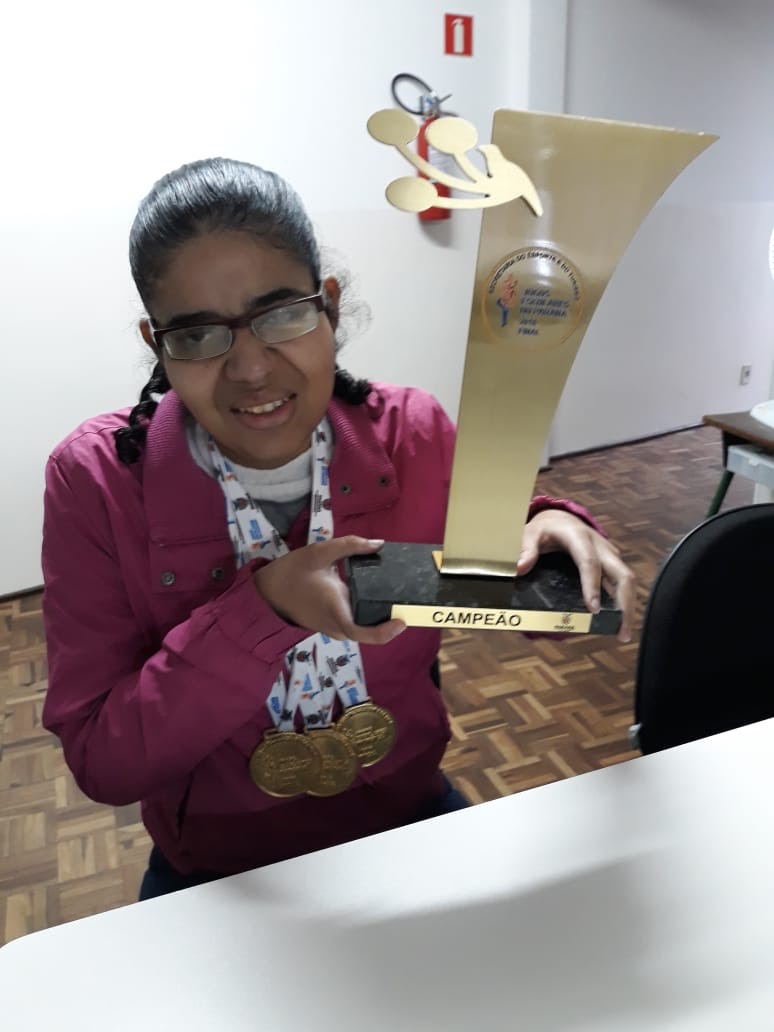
41 158 635 899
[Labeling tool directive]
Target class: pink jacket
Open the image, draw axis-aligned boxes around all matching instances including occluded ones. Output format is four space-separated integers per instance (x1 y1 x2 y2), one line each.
42 383 596 875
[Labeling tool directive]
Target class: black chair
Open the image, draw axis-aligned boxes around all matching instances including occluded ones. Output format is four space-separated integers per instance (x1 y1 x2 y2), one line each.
630 504 774 754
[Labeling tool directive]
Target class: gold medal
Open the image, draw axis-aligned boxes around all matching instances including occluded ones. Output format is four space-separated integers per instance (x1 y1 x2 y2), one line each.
336 701 397 767
305 727 360 797
249 731 321 797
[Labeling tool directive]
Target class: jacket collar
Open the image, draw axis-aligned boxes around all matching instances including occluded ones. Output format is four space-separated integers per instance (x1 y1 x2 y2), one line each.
142 389 399 545
142 392 225 546
326 388 400 519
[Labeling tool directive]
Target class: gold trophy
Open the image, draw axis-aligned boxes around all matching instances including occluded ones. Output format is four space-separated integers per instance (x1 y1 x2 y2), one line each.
348 108 716 634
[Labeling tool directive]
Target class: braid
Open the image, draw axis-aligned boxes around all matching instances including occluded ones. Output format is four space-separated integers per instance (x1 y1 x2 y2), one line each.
114 362 171 464
333 367 371 405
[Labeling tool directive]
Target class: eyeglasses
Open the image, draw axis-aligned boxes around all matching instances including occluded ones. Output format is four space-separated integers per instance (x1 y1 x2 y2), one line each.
151 293 327 361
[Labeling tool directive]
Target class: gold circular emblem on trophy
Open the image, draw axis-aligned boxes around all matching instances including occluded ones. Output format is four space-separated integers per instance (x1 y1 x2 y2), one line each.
305 728 360 797
336 702 397 767
249 731 321 797
482 247 583 350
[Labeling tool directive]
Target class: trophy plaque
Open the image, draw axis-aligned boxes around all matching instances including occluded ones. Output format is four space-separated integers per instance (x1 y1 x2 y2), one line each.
348 108 716 634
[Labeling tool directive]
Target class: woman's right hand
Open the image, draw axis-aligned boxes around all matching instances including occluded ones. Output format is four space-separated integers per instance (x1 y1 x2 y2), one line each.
252 536 406 646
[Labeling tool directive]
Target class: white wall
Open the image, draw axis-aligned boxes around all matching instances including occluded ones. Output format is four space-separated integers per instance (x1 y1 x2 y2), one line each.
553 0 774 454
0 0 533 595
8 0 766 594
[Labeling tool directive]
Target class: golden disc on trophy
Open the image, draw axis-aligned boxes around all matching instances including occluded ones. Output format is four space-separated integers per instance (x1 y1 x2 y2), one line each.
249 731 321 797
336 701 397 767
305 727 360 797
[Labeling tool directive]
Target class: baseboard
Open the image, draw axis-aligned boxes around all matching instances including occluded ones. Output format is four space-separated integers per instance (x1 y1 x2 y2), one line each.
0 584 44 603
549 422 703 463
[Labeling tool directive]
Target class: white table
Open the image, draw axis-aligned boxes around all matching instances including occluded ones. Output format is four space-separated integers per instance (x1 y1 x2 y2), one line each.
3 719 774 1031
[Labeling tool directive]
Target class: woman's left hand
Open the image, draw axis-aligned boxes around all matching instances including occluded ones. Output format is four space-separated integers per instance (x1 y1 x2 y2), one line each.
517 510 635 644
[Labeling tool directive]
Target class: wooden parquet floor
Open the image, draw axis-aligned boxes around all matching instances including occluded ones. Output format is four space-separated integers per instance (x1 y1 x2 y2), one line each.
0 424 754 944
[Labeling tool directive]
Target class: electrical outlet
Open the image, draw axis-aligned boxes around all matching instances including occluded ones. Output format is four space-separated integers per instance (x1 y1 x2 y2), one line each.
740 365 752 386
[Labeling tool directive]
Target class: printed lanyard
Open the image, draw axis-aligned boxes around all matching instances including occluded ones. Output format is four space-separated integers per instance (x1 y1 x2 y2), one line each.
208 423 368 730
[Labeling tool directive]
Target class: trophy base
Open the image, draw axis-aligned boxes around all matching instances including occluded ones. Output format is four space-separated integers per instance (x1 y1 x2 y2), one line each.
347 542 621 635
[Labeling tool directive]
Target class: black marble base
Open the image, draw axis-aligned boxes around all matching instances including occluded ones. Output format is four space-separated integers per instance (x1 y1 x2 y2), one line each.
347 542 621 635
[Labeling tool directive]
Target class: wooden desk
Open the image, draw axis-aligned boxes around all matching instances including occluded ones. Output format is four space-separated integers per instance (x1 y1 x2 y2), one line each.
3 719 774 1030
702 410 774 515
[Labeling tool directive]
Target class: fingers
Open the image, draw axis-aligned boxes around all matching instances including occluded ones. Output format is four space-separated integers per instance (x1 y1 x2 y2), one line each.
601 559 636 644
255 538 405 645
322 581 406 645
527 514 605 613
521 511 636 643
311 535 385 567
573 549 604 616
577 535 636 642
516 540 539 576
347 618 407 646
314 537 409 642
310 537 404 641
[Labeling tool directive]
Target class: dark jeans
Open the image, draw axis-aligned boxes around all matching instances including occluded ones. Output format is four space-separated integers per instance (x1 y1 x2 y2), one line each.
138 776 470 901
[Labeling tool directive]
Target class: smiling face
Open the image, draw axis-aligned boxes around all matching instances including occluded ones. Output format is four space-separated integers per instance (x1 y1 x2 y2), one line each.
142 230 338 469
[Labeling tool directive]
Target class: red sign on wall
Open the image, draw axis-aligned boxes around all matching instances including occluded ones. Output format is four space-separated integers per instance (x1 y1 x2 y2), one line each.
445 14 473 57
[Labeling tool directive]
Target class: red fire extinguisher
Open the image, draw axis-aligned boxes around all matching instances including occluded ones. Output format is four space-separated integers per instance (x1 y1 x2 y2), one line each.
416 114 452 222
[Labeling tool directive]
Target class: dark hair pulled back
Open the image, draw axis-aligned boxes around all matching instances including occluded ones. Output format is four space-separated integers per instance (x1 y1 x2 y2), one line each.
115 157 369 464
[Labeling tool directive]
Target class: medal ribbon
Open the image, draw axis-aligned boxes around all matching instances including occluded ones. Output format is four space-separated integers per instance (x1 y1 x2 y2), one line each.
208 422 368 731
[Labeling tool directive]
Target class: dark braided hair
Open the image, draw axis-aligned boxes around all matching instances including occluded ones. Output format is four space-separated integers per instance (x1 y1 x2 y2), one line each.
115 157 370 465
115 362 172 464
